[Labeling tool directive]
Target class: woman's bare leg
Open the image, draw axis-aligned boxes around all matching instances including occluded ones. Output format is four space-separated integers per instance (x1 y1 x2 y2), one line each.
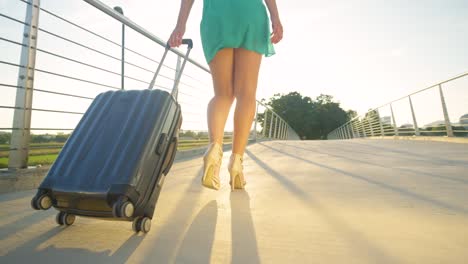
232 48 262 155
207 48 235 145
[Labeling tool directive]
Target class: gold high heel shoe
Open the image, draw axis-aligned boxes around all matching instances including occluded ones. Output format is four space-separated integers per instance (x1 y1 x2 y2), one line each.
201 142 223 190
228 153 246 191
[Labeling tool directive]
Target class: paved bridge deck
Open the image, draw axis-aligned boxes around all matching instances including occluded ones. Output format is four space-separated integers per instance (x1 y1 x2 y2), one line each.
1 139 467 263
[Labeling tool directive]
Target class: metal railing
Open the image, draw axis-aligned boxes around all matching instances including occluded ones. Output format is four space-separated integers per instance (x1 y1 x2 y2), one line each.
253 100 300 141
0 0 299 169
327 72 468 140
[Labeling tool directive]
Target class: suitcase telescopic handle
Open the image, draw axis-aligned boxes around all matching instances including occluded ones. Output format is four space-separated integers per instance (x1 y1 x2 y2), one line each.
180 39 193 49
148 39 193 101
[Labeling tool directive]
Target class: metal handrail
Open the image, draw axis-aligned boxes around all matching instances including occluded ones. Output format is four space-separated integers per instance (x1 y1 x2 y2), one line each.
327 71 468 140
256 100 295 132
334 71 468 130
368 71 468 116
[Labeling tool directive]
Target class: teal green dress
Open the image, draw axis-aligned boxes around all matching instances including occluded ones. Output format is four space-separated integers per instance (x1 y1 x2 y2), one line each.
200 0 276 64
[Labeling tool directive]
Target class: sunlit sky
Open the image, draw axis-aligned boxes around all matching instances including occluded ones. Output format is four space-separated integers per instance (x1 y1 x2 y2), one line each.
1 0 467 133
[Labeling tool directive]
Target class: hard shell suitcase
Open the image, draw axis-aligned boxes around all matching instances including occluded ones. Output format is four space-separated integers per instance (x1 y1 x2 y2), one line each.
31 40 193 233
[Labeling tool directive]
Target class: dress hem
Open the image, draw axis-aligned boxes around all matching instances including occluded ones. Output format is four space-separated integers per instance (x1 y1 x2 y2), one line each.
205 45 276 64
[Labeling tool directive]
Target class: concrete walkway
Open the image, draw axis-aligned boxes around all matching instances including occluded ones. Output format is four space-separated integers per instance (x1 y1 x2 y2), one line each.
1 139 467 263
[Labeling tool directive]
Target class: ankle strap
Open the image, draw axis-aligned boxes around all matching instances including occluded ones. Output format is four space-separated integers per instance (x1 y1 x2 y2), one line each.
231 153 243 161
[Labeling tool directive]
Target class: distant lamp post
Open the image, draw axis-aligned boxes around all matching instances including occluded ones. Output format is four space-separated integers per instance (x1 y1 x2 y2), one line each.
114 6 125 90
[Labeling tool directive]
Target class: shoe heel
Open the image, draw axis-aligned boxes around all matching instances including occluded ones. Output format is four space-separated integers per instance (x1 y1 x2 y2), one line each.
228 153 246 191
230 172 236 191
202 156 221 190
229 170 244 191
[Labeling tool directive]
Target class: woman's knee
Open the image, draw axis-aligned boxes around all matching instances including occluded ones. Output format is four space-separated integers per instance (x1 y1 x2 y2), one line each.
212 79 234 99
233 87 256 101
213 93 234 103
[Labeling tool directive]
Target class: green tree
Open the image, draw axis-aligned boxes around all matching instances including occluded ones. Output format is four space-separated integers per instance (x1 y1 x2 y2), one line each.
346 110 358 120
259 92 354 140
55 133 71 143
0 133 11 144
180 130 197 139
30 134 53 143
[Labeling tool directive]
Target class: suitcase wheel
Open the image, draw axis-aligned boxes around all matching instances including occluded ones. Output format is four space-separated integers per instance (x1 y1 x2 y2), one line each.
31 194 52 211
132 217 151 233
112 200 134 218
56 211 75 226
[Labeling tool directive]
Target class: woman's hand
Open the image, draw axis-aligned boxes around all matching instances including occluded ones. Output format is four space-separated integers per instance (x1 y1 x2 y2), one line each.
168 25 186 48
270 18 283 44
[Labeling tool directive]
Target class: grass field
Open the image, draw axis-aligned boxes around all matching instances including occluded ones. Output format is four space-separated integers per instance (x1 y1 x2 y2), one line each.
0 139 232 168
0 154 58 168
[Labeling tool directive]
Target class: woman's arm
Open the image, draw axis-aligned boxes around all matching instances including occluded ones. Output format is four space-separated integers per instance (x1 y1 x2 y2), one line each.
264 0 283 44
169 0 195 47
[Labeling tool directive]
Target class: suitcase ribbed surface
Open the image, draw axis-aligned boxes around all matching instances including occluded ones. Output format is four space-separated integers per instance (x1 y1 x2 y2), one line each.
41 89 173 193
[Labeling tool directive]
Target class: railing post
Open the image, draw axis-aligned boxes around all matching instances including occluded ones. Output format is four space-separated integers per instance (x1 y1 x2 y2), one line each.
278 117 281 139
377 109 384 136
276 116 280 139
408 95 420 136
8 0 40 169
361 120 365 137
268 112 274 138
284 122 287 139
390 103 399 136
353 121 358 138
368 118 375 137
357 120 366 137
356 121 361 137
281 120 284 139
355 121 360 137
273 114 278 139
281 121 286 139
285 125 288 140
263 110 268 138
361 119 367 137
277 119 281 139
114 6 125 90
278 119 284 139
279 120 283 139
438 84 454 137
253 103 258 141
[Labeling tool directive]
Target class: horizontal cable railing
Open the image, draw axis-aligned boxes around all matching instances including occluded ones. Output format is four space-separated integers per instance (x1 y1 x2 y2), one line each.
327 72 468 140
0 0 299 169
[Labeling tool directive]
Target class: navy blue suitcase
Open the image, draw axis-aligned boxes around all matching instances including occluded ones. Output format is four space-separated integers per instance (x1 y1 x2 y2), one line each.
31 40 193 233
